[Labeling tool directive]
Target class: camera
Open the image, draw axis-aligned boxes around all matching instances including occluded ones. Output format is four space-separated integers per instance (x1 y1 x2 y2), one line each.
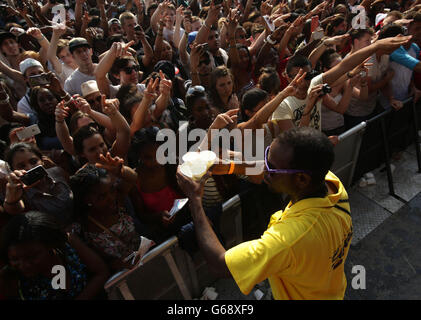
28 74 50 87
134 25 142 32
20 165 48 186
320 83 332 96
305 70 320 81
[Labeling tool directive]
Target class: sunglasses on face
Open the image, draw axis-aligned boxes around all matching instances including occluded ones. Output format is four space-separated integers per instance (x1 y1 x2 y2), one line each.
264 146 312 175
87 96 102 105
123 65 141 74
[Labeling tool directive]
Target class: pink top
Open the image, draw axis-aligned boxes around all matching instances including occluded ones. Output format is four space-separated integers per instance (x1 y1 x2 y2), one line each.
137 182 180 213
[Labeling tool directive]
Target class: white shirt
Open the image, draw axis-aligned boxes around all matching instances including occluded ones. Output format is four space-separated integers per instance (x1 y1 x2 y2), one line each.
271 74 323 131
64 68 96 96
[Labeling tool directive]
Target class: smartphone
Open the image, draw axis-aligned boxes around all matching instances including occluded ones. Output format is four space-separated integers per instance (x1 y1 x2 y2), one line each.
311 16 319 33
202 43 210 52
263 15 275 32
16 124 41 141
134 25 142 32
168 198 189 218
20 165 48 186
29 74 50 87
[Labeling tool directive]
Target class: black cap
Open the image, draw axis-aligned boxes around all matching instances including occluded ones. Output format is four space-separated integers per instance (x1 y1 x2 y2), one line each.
153 60 175 80
68 37 90 53
0 32 17 47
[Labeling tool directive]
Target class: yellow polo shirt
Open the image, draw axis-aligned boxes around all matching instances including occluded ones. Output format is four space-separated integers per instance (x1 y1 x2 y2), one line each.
225 171 353 300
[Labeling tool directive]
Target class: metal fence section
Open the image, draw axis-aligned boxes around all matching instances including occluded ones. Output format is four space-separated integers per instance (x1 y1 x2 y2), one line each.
104 195 243 300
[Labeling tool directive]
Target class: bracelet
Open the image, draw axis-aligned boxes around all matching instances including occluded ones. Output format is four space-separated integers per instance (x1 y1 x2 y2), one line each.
204 23 211 29
36 35 46 41
191 71 199 75
266 35 276 45
227 161 235 175
0 94 9 105
347 72 354 79
55 119 65 123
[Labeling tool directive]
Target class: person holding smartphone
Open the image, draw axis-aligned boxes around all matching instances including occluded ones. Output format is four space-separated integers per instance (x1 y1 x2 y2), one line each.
3 142 74 227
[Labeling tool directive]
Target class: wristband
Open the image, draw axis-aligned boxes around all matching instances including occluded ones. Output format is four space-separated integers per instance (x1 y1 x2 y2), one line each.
204 23 211 29
227 161 235 175
266 35 276 45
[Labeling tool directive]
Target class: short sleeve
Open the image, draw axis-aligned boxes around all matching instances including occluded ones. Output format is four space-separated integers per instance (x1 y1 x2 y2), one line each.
390 46 420 70
225 230 294 295
271 100 294 120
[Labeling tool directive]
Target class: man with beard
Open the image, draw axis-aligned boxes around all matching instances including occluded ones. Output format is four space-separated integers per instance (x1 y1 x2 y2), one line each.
176 127 353 299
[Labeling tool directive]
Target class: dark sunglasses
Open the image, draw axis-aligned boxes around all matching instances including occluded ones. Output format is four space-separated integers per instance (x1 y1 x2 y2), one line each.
87 96 102 105
264 146 312 175
123 65 141 74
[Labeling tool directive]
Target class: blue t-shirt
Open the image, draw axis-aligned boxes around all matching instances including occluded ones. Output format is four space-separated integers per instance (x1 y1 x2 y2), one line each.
390 43 421 70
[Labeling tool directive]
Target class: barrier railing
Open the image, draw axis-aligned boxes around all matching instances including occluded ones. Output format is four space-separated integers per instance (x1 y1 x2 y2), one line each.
336 97 421 202
104 194 243 300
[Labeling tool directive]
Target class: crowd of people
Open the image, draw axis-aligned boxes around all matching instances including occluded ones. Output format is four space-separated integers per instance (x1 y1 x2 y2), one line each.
0 0 419 300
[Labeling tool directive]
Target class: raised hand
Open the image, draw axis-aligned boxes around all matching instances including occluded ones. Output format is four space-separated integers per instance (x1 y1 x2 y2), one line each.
101 95 120 116
26 27 43 40
55 100 70 122
209 108 239 130
96 152 124 177
159 70 172 97
283 68 306 97
374 35 412 54
144 77 159 101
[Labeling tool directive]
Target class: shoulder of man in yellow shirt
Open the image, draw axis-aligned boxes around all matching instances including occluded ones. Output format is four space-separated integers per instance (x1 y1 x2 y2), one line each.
225 171 351 295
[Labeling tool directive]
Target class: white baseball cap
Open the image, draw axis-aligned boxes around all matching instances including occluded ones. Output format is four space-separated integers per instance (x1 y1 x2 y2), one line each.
81 80 100 97
19 58 43 75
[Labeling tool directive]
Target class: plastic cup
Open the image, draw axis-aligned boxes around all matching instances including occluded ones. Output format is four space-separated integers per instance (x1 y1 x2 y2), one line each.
179 162 193 178
189 161 207 181
198 150 217 169
182 152 200 164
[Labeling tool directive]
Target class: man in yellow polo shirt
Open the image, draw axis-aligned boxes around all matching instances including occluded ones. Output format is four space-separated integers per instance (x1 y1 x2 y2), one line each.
176 127 353 300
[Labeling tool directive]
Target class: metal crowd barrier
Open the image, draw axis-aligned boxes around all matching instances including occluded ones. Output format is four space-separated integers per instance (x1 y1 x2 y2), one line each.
104 194 243 300
332 122 367 188
335 97 421 202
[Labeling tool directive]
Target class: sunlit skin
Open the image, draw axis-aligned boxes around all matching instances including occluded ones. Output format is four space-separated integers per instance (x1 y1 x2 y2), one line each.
58 47 77 69
81 133 108 164
72 46 93 69
122 17 137 40
215 74 233 103
207 30 220 54
118 60 140 85
1 38 20 57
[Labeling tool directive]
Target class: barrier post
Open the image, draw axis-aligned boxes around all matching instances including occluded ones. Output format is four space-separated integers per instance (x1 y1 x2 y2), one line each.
412 100 421 172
